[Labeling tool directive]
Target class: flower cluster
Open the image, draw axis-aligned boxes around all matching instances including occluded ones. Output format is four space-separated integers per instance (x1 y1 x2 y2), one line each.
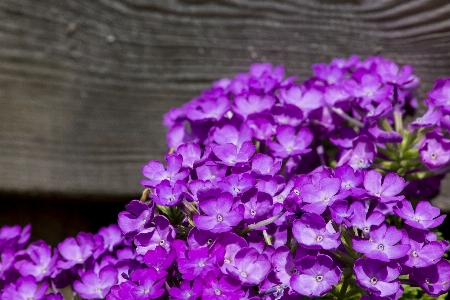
1 56 450 299
0 224 137 299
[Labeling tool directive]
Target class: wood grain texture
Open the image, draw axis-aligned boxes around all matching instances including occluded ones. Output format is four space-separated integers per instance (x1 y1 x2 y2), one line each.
1 0 450 208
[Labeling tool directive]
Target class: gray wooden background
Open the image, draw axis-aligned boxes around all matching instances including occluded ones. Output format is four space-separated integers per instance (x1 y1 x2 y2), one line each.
1 0 450 242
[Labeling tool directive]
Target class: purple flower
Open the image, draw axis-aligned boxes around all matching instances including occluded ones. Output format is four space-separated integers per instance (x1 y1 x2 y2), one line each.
134 215 175 255
349 201 384 237
233 94 276 119
194 192 244 233
118 200 154 236
177 246 224 280
73 266 118 299
368 121 403 144
250 154 282 180
202 271 245 299
187 96 230 122
334 165 365 196
176 142 210 169
419 132 450 170
152 180 186 206
292 213 340 250
290 254 341 297
130 268 167 299
411 258 450 297
0 224 31 252
428 78 450 106
411 103 442 128
97 224 123 253
271 245 299 285
278 85 324 115
226 247 271 285
354 257 400 297
394 200 445 229
245 113 276 141
363 170 405 203
217 174 255 197
169 278 203 300
211 122 253 149
267 126 313 158
14 240 58 281
271 104 304 127
336 135 376 169
57 232 95 269
141 154 189 188
1 275 49 300
400 228 445 268
353 223 410 262
300 177 347 215
213 141 255 167
214 232 248 274
240 190 273 224
143 245 176 274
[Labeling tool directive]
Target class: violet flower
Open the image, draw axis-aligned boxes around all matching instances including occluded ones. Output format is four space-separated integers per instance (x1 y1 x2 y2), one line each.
419 131 450 170
194 192 244 233
134 215 176 255
118 200 154 236
1 275 49 300
292 213 340 250
354 257 400 297
233 94 276 119
394 200 446 229
226 247 271 286
73 266 118 299
14 240 58 281
152 180 186 206
290 254 341 297
129 267 167 299
213 141 255 167
143 245 176 274
177 246 224 280
169 278 203 300
267 126 313 158
57 232 95 269
363 170 405 203
141 154 189 188
353 223 410 262
411 258 450 297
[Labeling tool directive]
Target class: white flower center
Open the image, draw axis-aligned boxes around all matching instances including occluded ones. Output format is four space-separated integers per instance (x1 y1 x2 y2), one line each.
217 215 223 222
370 277 377 285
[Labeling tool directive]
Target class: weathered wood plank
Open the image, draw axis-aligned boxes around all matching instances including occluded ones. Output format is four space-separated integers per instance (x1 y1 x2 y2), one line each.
1 0 450 210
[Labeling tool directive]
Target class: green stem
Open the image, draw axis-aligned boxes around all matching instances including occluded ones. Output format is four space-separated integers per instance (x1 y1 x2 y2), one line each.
338 279 349 300
344 287 361 298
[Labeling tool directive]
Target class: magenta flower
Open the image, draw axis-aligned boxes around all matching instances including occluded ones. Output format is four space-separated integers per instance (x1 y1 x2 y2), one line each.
394 200 445 229
217 173 255 197
349 201 384 237
278 85 324 115
271 245 298 285
214 232 248 275
336 135 376 169
73 266 118 299
354 257 400 297
353 223 410 262
194 192 244 233
292 213 340 250
245 113 276 141
290 254 341 297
